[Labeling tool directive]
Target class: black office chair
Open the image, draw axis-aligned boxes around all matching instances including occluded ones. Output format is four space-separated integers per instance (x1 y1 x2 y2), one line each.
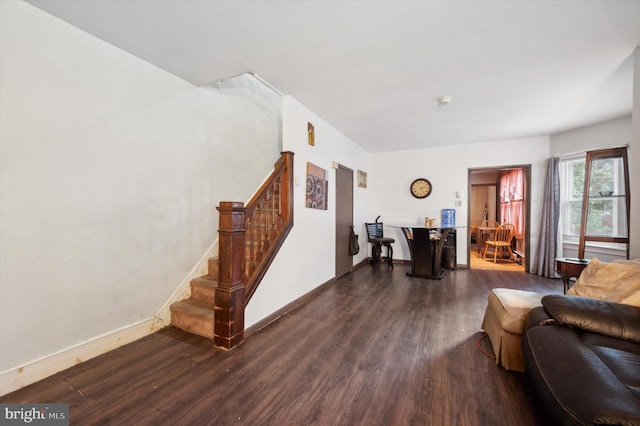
365 216 394 268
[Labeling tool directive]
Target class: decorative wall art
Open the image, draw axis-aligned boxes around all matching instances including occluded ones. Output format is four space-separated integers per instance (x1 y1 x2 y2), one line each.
307 122 315 146
306 162 328 210
357 170 368 188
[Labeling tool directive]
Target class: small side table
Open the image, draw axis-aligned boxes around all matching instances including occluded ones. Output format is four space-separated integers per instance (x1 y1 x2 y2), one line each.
555 257 590 294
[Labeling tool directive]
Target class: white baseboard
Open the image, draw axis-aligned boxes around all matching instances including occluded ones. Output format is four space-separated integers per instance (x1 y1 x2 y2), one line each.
0 240 218 397
0 317 161 396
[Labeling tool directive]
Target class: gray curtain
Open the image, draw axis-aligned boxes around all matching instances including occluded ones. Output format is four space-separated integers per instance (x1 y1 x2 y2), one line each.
533 157 559 277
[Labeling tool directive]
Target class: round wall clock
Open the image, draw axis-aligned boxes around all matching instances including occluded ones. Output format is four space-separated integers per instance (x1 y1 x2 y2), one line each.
410 178 432 199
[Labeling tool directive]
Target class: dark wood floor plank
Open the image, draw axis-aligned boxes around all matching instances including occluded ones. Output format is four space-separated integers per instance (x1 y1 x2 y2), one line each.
2 265 561 425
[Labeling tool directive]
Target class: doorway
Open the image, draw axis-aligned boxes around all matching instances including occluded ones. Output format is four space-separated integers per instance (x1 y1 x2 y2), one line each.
468 165 531 272
335 164 354 278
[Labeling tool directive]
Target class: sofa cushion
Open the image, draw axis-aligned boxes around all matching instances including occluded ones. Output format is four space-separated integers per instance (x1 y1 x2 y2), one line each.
582 333 640 400
488 288 545 334
523 325 640 425
567 257 640 307
541 295 640 344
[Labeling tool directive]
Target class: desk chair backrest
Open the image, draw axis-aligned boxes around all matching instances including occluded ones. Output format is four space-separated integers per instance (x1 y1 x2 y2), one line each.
365 222 384 241
364 217 395 268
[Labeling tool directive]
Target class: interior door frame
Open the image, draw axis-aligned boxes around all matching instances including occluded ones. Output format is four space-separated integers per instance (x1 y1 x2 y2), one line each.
335 164 354 278
467 164 531 272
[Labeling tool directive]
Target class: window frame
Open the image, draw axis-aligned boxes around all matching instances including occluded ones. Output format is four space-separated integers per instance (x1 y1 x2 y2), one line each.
559 148 629 259
578 147 630 259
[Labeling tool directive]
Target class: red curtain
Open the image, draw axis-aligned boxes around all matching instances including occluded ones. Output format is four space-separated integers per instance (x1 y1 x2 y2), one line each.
499 169 524 239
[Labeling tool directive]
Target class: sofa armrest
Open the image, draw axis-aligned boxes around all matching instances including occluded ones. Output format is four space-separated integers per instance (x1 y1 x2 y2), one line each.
541 295 640 344
523 306 555 332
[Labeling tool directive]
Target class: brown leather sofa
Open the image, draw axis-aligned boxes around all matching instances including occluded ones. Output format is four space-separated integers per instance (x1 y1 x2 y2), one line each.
522 295 640 425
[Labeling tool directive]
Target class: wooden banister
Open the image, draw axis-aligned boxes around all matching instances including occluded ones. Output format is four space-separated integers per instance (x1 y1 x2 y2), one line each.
214 152 294 349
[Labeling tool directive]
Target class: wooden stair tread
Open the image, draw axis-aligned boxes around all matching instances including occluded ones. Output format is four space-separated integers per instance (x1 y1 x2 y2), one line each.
208 257 219 277
190 275 218 302
191 275 218 286
170 298 215 340
170 298 214 319
170 259 217 339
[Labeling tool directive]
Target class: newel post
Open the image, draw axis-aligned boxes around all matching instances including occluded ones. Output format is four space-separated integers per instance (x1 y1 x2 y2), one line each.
214 201 246 349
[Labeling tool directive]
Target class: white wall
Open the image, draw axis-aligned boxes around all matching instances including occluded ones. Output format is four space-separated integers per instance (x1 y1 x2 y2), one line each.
550 115 631 156
245 96 370 327
370 137 550 266
0 1 280 393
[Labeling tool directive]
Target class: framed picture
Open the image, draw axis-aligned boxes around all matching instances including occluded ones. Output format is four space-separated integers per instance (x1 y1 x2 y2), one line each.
306 162 327 210
308 122 315 146
357 170 367 188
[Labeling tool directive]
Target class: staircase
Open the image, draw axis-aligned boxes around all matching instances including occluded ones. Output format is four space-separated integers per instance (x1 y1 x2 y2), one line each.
169 152 294 349
169 257 219 339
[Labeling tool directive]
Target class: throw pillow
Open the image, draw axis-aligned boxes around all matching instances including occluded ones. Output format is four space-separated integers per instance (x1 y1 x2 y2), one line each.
567 257 640 307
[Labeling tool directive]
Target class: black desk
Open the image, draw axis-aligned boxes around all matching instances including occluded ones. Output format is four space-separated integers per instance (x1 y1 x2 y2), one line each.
395 226 456 279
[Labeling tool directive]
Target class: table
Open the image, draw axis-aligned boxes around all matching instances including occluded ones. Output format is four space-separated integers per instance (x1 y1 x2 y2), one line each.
392 226 458 280
555 257 590 293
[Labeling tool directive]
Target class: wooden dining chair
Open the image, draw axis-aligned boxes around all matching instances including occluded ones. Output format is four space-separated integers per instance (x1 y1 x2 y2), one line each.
480 220 499 228
476 220 499 253
483 223 515 263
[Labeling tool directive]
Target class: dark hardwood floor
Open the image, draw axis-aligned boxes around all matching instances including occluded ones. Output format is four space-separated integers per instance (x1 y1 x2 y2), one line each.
2 265 562 425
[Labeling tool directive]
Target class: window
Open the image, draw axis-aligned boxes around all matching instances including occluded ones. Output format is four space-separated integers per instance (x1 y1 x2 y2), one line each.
560 157 585 242
499 168 524 238
560 153 628 251
583 156 627 238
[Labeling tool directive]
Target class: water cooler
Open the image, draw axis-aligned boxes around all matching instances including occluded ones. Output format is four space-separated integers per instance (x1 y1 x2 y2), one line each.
441 209 457 270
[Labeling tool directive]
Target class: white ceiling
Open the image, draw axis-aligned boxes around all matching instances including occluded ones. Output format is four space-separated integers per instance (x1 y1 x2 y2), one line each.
27 0 640 153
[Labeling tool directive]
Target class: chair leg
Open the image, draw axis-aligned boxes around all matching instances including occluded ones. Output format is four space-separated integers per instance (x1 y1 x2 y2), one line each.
385 243 393 268
493 245 498 263
371 243 381 266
